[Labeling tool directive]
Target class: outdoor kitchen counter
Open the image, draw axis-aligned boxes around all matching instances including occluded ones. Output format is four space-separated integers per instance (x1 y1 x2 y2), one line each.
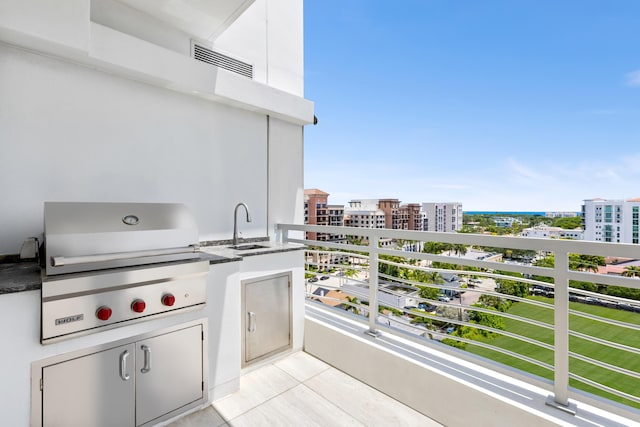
0 253 243 294
200 241 305 258
0 261 41 294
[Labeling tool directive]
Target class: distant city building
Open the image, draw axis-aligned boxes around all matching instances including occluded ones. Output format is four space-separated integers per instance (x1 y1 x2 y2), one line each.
422 202 463 232
304 189 347 243
304 189 329 242
304 189 347 267
349 199 423 231
493 217 522 228
582 198 640 244
348 199 379 210
344 206 386 229
400 203 424 231
378 199 400 229
545 211 579 218
394 203 423 230
328 204 345 229
521 224 584 240
308 195 462 237
345 199 394 246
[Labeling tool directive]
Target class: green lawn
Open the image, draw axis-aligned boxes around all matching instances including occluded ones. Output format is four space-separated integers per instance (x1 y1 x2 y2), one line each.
461 297 640 409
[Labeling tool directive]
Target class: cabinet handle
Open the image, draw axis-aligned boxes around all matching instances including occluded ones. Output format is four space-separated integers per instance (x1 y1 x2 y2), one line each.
141 345 152 374
248 311 256 333
119 350 130 381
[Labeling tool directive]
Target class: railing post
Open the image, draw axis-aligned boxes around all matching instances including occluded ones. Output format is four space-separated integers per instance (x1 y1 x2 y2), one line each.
547 250 576 414
366 232 381 337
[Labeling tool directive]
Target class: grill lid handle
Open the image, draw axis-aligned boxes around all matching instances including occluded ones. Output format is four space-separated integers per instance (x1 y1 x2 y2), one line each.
51 245 200 267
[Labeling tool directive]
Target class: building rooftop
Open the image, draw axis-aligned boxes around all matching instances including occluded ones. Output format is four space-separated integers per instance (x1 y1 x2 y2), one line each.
304 189 330 196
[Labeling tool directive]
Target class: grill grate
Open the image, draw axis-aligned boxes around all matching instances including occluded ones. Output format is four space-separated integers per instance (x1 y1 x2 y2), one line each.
193 44 253 79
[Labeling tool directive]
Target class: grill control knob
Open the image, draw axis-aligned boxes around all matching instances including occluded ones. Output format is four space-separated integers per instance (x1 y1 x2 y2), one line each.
131 299 146 313
96 306 112 321
162 294 176 307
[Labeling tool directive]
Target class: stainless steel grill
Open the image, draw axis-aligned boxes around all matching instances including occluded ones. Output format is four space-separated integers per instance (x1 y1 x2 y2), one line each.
41 202 209 343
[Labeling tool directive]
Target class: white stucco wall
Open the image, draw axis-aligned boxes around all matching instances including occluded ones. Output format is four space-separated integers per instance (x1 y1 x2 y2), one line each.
0 3 310 422
213 0 304 97
0 43 268 253
0 0 309 254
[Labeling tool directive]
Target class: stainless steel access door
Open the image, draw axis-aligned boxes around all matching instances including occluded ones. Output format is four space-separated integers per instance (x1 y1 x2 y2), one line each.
135 325 204 426
42 344 136 427
243 272 291 365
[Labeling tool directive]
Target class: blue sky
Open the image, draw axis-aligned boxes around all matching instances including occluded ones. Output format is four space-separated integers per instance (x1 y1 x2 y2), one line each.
302 0 640 211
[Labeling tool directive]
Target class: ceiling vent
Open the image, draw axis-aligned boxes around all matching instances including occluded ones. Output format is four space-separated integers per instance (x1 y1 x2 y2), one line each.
192 43 253 79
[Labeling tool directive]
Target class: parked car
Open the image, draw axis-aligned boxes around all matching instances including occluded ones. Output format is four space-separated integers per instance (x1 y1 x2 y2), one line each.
437 295 450 303
308 276 318 283
418 302 437 312
585 297 600 305
320 275 330 280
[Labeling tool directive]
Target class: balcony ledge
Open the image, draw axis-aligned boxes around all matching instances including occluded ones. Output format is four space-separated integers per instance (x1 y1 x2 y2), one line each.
304 304 640 427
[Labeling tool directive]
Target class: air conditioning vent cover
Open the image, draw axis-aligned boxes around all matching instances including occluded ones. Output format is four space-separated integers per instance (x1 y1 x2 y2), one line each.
192 43 253 79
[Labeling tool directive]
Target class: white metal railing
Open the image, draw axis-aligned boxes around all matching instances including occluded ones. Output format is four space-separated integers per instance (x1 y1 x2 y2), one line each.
277 223 640 417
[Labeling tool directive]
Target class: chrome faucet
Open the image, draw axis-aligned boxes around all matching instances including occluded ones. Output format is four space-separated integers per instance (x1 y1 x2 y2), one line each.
233 203 252 246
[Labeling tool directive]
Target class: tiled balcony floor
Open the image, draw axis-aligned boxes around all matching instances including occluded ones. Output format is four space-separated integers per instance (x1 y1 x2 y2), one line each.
168 351 442 426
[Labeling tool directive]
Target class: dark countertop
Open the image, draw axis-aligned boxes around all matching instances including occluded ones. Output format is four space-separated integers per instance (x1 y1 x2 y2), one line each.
0 262 42 294
0 253 242 295
0 238 302 295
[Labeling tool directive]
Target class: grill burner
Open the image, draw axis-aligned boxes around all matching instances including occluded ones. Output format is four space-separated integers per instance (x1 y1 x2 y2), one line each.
41 202 208 343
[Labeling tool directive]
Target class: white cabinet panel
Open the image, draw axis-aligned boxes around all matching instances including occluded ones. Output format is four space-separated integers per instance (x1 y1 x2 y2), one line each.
136 325 204 426
35 320 206 427
243 272 291 365
42 344 136 427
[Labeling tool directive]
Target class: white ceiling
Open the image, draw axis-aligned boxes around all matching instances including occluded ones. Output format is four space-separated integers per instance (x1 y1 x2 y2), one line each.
116 0 255 40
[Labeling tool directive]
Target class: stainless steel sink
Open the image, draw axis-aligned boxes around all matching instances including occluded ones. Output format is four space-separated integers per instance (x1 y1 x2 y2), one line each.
230 244 269 250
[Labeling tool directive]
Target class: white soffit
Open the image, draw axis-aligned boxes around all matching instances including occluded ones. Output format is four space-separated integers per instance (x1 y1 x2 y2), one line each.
115 0 255 40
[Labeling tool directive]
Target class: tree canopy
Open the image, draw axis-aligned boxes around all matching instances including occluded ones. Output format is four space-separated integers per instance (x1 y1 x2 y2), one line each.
551 216 582 229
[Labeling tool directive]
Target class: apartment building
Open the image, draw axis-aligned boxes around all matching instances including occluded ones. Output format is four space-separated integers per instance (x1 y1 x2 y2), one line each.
343 200 387 245
582 198 640 243
378 199 400 229
349 199 423 231
545 211 579 218
422 202 463 232
399 203 423 231
343 207 386 229
304 189 347 244
304 189 348 268
304 189 329 241
328 204 347 243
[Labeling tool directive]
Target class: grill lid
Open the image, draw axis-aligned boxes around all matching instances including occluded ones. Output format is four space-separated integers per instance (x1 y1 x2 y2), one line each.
44 202 201 275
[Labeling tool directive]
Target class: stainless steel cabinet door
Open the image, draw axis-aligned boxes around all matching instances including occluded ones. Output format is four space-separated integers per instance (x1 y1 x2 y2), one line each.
244 273 291 364
135 325 203 426
42 344 136 427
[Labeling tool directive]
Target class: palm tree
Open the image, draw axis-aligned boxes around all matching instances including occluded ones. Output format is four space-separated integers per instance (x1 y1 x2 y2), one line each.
571 260 598 273
343 268 358 279
622 265 640 278
344 296 360 314
417 271 446 300
425 271 445 285
451 244 468 257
